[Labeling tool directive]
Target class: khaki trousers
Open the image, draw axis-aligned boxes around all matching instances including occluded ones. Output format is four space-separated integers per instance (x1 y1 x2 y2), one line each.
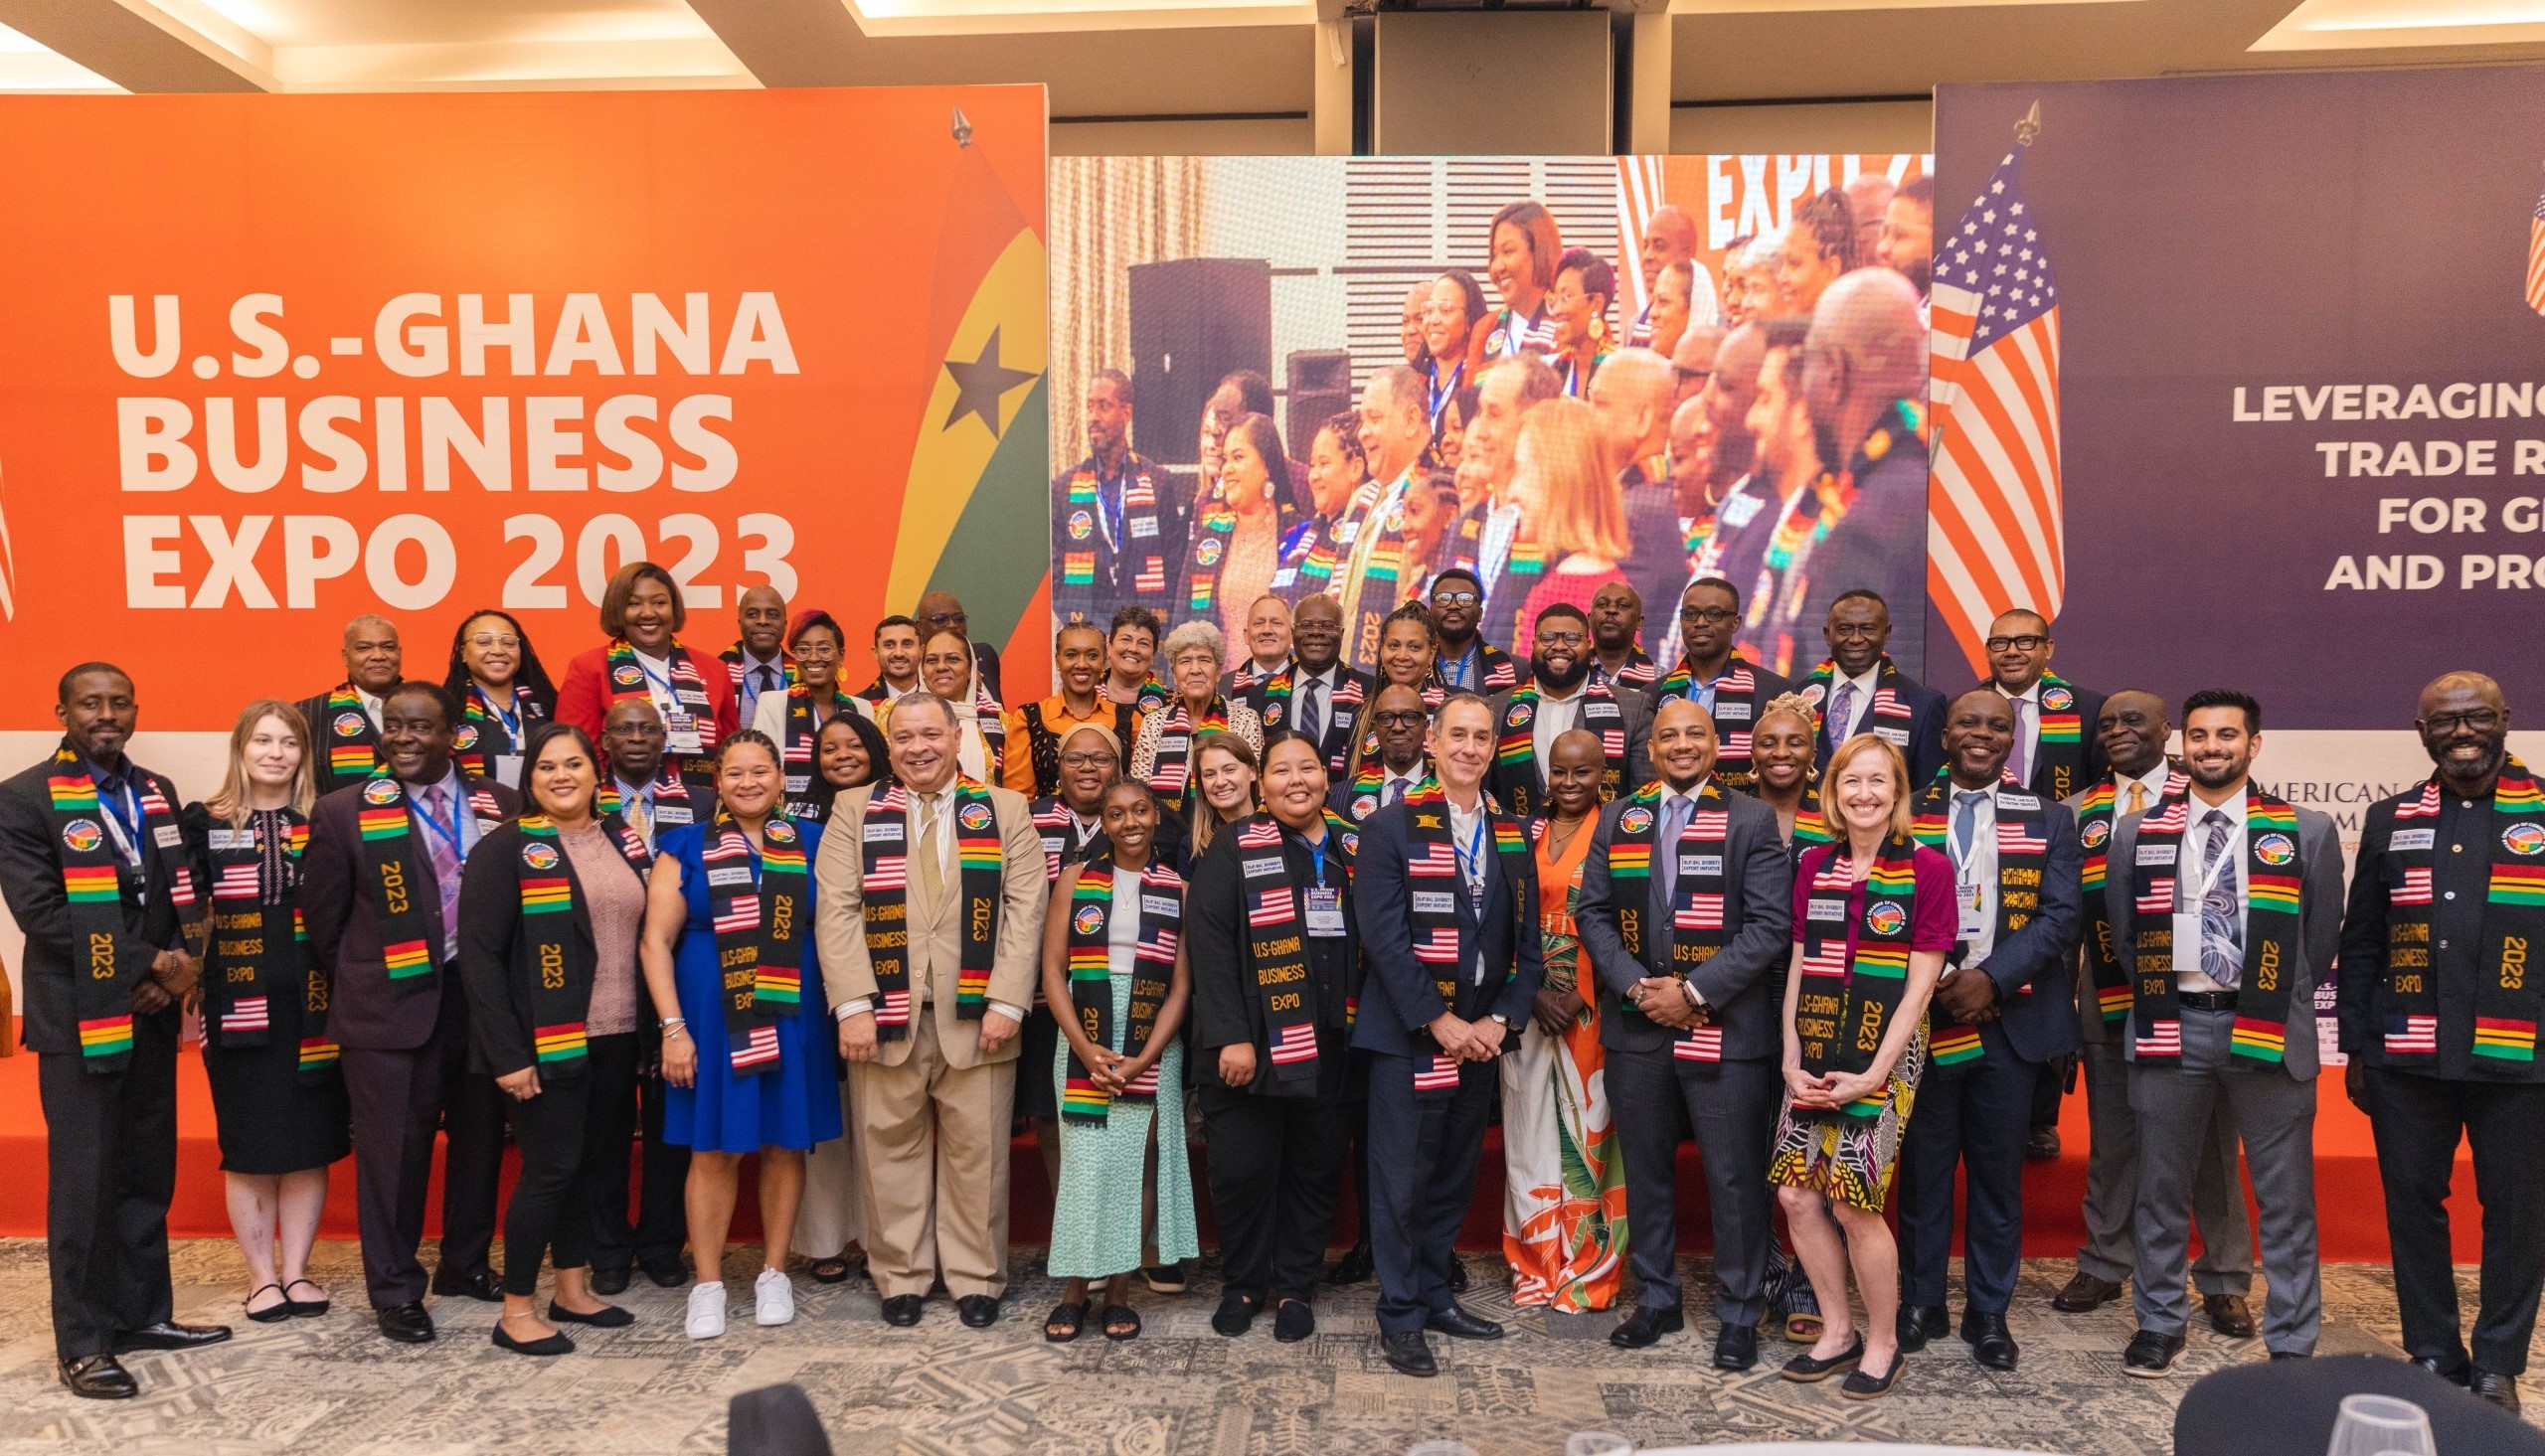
848 1011 1017 1300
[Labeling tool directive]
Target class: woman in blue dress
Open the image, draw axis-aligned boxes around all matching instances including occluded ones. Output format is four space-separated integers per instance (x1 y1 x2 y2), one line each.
639 728 841 1341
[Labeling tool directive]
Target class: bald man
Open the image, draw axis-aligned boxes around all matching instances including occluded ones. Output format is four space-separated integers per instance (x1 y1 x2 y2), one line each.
1629 206 1699 349
299 614 404 794
723 584 792 729
1776 270 1932 675
2340 672 2541 1410
1590 348 1685 654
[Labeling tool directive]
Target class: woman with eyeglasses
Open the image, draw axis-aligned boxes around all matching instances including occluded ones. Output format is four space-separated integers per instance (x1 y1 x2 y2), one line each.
749 611 860 821
444 608 558 791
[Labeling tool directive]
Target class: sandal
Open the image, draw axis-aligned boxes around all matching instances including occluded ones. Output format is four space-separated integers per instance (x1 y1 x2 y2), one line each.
283 1278 331 1317
246 1282 293 1324
1102 1304 1142 1342
1785 1311 1824 1344
1044 1301 1088 1343
809 1258 854 1285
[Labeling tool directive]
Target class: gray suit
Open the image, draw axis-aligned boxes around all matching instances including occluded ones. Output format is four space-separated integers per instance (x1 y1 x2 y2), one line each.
2064 779 2253 1298
2109 796 2343 1353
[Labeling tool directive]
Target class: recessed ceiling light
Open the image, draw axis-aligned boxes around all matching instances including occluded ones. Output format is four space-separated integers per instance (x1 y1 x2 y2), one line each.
2252 0 2545 49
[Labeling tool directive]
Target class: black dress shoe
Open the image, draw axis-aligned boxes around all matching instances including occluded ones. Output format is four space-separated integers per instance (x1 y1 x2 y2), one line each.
1896 1303 1949 1353
2052 1271 2122 1312
1610 1306 1685 1350
2122 1329 2184 1377
376 1302 436 1344
590 1266 631 1297
114 1320 234 1352
639 1254 689 1289
1273 1299 1316 1344
1425 1303 1503 1341
60 1354 137 1399
2203 1292 2258 1339
956 1294 1000 1329
1714 1323 1760 1372
1446 1257 1469 1294
1960 1309 2018 1371
1326 1243 1375 1286
2025 1126 2062 1161
880 1295 924 1328
2414 1354 2472 1385
430 1269 503 1303
549 1302 634 1328
1382 1331 1439 1377
2472 1370 2523 1413
2270 1351 2310 1361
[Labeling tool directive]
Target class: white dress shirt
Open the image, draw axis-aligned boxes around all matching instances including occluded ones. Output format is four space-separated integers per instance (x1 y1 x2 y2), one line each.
1445 790 1489 988
2171 785 2249 995
1995 678 2043 784
1292 662 1340 738
1827 664 1881 743
354 686 384 731
1530 680 1587 777
1947 781 2000 965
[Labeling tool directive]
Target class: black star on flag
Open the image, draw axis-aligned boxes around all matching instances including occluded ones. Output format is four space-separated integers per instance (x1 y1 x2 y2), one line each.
939 326 1038 438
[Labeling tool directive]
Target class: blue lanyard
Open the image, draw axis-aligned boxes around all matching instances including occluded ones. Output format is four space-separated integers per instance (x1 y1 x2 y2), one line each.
634 652 678 698
1444 644 1478 690
1452 812 1486 887
475 684 522 741
92 771 143 865
1304 830 1326 887
410 783 468 865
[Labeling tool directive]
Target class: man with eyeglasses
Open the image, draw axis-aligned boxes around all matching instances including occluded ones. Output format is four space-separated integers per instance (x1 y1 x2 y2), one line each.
1001 622 1141 800
1648 577 1792 792
915 590 1002 704
1335 684 1436 823
1243 594 1369 778
1486 603 1651 821
1973 608 2106 804
1798 589 1946 788
2339 673 2540 1411
721 584 793 730
1427 568 1520 695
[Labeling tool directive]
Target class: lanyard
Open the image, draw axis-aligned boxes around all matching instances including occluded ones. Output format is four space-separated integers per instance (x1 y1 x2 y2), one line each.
1304 829 1326 887
92 772 144 869
475 683 522 741
410 782 469 865
1950 792 1991 879
2183 807 2243 907
1427 359 1462 428
633 651 680 702
1452 810 1487 888
1444 644 1477 690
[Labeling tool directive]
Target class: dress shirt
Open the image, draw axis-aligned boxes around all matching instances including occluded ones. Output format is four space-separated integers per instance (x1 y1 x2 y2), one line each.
1828 664 1882 744
85 758 151 896
2114 760 2169 818
1529 681 1587 776
2171 786 2248 995
413 764 482 961
1445 790 1489 988
610 774 660 852
1949 782 2000 966
1994 678 2043 785
835 782 1023 1026
1293 663 1340 740
1380 765 1426 808
1477 502 1522 594
736 650 787 728
354 687 384 731
1439 642 1486 693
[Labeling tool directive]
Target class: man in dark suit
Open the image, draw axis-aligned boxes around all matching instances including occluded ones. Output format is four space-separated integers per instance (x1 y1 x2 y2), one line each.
1646 576 1793 793
1576 698 1792 1365
302 680 521 1344
1797 589 1946 787
1331 684 1434 822
1051 368 1183 629
1353 694 1544 1377
1589 349 1690 648
0 664 232 1398
1241 593 1372 779
1895 690 2083 1373
1485 603 1652 821
2339 672 2542 1412
297 613 405 796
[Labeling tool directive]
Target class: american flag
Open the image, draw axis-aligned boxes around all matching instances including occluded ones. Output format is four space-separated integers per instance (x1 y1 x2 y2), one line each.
1269 1022 1318 1066
1414 1053 1461 1091
2133 1018 2182 1058
1928 104 2065 677
2385 1015 2438 1056
730 1025 780 1070
2529 172 2545 317
1673 1026 1724 1062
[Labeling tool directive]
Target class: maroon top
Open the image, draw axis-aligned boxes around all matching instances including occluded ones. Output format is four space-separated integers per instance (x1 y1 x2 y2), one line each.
1791 841 1958 960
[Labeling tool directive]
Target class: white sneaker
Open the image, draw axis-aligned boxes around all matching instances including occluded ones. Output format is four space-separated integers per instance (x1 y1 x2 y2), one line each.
755 1267 795 1327
686 1281 727 1340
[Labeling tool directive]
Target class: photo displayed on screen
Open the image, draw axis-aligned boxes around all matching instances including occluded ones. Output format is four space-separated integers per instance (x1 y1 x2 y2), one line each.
1048 154 1936 686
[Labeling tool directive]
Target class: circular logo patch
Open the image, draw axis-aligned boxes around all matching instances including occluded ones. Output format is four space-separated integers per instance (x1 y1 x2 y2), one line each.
362 779 402 805
61 819 101 853
333 712 367 737
521 843 561 871
1073 904 1106 936
959 802 996 833
1340 833 1360 856
1507 702 1534 727
1196 538 1224 567
1262 703 1282 725
1617 806 1654 835
1799 682 1826 706
765 820 797 844
453 724 480 750
1067 509 1095 541
2506 823 2545 857
1354 794 1378 818
2042 686 2075 712
2253 832 2296 867
2079 818 2111 850
611 664 643 688
1865 900 1909 936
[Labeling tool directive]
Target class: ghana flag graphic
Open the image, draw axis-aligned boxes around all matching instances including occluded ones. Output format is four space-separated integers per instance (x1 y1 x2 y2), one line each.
887 114 1051 687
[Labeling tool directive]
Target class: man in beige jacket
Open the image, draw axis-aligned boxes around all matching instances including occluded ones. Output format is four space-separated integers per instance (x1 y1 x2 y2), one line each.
815 691 1049 1329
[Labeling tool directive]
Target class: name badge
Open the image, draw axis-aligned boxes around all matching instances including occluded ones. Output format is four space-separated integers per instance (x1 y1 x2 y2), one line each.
1336 519 1362 546
1958 878 1988 939
2389 827 2435 852
1041 834 1067 855
153 824 185 850
865 821 905 843
1998 792 2040 812
489 753 524 790
1411 890 1456 914
1306 887 1346 936
655 803 694 825
1721 493 1765 528
2136 843 2177 866
1158 734 1190 754
785 774 810 794
1129 515 1159 539
1584 699 1621 721
1243 856 1285 879
1807 897 1848 922
1713 702 1752 723
1141 893 1179 917
1873 726 1909 747
1680 855 1721 878
207 828 256 850
664 710 703 755
707 865 754 888
1272 567 1297 588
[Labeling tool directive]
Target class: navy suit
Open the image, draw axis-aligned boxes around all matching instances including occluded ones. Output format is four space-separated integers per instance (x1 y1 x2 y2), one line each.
1811 663 1948 788
1896 787 2084 1317
1575 786 1793 1324
1352 795 1544 1336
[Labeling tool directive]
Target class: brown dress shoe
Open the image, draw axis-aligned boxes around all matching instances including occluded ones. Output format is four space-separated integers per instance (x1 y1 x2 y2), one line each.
2052 1272 2122 1312
2203 1293 2257 1338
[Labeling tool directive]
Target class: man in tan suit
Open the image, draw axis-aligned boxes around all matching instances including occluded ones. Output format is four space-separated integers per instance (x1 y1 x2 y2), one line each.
815 691 1048 1329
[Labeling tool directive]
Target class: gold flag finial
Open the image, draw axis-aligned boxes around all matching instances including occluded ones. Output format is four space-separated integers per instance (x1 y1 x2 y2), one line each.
2015 101 2041 147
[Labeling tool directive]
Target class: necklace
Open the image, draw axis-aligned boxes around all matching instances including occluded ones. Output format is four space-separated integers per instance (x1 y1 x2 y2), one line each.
1544 813 1589 861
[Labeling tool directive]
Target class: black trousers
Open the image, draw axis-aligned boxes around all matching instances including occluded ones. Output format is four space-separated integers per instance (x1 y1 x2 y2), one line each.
343 973 502 1307
1337 1098 1373 1250
1609 1049 1779 1326
501 1034 639 1296
435 976 507 1282
587 1059 692 1271
1200 1082 1353 1304
38 1013 179 1361
1896 1030 2039 1314
2367 1067 2545 1375
1367 1052 1496 1337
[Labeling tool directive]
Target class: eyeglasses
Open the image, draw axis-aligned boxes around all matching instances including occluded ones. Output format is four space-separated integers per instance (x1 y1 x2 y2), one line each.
1536 630 1586 648
1679 606 1738 624
2424 710 2505 735
926 611 967 628
1372 710 1429 728
1060 751 1118 769
1431 590 1480 607
465 633 522 651
1984 635 2048 653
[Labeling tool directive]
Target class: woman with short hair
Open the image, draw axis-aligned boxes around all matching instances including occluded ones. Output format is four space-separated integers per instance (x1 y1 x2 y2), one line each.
1127 620 1266 821
554 562 738 782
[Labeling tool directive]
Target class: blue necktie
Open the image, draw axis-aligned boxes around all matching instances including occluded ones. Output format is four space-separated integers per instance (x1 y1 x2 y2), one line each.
1952 790 1987 861
1828 681 1858 743
1297 677 1322 746
2200 808 2243 986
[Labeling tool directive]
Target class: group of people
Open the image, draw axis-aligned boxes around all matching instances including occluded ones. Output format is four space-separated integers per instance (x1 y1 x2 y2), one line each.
8 553 2538 1417
1050 179 1940 694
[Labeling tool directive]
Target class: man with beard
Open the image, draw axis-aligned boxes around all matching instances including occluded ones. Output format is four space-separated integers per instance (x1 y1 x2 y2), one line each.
1242 593 1370 778
2108 690 2340 1376
1648 577 1791 792
1682 323 1785 646
1591 349 1687 646
299 615 405 794
1587 581 1655 690
1429 568 1520 695
1003 623 1143 799
2339 673 2543 1410
1486 603 1652 822
858 616 924 708
1337 683 1437 822
1053 369 1181 628
1798 590 1947 789
1881 176 1934 320
1465 355 1562 651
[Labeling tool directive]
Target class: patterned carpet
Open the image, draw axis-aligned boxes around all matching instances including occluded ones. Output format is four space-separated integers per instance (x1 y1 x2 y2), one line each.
0 1238 2531 1455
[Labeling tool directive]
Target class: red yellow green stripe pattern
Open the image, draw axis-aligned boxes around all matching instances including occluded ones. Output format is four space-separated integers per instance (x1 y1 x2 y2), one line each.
1929 1024 1983 1065
79 1015 134 1057
383 938 433 979
47 773 98 811
63 866 120 902
2490 864 2545 906
519 877 573 915
534 1023 590 1064
2474 1017 2538 1063
357 807 408 841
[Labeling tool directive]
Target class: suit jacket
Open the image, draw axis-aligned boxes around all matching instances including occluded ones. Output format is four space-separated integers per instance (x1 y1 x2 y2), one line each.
1348 796 1544 1057
454 819 647 1079
1617 466 1686 658
1575 786 1793 1058
1810 662 1948 788
813 780 1048 1070
1185 822 1365 1099
1238 664 1374 777
1952 789 2086 1065
2113 797 2344 1079
302 771 521 1052
1483 681 1654 818
1788 437 1931 677
2065 776 2130 1048
0 755 187 1055
1969 678 2110 801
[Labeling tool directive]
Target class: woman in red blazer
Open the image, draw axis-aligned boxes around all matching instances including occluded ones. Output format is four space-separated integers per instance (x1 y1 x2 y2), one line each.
554 562 738 783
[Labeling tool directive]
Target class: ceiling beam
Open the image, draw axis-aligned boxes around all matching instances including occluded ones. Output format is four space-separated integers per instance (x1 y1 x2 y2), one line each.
0 0 268 92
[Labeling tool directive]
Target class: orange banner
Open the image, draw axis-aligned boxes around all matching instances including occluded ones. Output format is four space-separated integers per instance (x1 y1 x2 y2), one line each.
0 87 1050 729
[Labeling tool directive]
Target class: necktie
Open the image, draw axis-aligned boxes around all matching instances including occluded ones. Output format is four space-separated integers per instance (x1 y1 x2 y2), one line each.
915 794 945 910
1298 677 1323 746
2010 697 2034 785
1952 789 1988 863
624 789 653 850
420 781 462 959
1827 681 1859 742
2124 779 2148 816
2200 807 2242 986
756 666 777 695
1658 794 1693 907
1384 776 1404 807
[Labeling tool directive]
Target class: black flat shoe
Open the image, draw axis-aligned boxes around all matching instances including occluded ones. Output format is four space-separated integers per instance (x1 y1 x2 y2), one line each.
1425 1303 1502 1341
1142 1264 1187 1294
60 1354 137 1399
809 1257 854 1285
956 1294 1000 1329
282 1279 330 1317
1102 1304 1142 1341
1610 1306 1684 1349
590 1266 631 1297
431 1269 503 1304
377 1302 436 1344
1212 1291 1261 1337
114 1320 234 1352
246 1283 293 1324
881 1295 924 1328
1044 1301 1087 1343
1326 1243 1375 1286
1841 1351 1905 1399
1715 1323 1760 1372
491 1322 575 1357
548 1302 633 1328
1273 1299 1315 1343
1382 1331 1438 1377
1782 1335 1866 1382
